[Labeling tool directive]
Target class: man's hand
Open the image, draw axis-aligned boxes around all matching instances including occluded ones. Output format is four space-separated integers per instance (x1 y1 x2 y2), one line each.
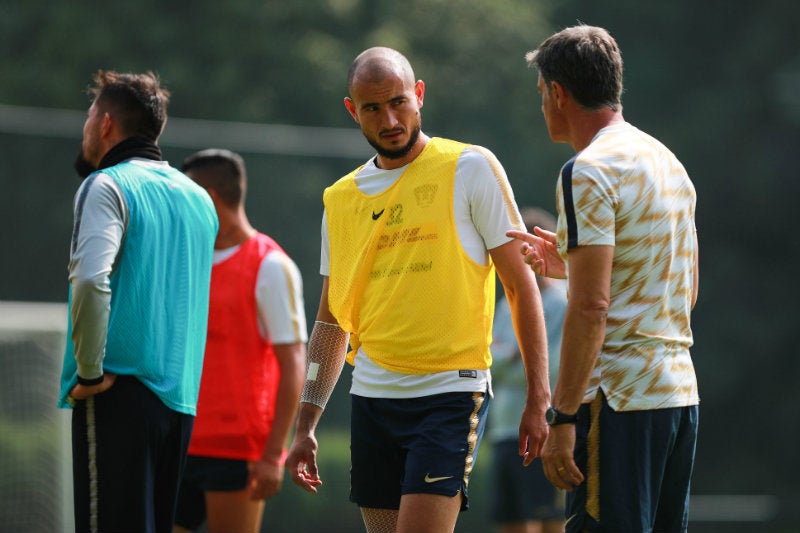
248 458 284 501
69 373 117 401
506 227 566 279
286 432 323 494
518 404 549 466
541 424 584 491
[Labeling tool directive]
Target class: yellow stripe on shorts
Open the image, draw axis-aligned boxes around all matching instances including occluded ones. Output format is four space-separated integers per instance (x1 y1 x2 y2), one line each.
587 392 603 521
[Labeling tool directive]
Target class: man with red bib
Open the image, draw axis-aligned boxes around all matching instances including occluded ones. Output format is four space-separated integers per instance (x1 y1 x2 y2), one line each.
174 149 307 533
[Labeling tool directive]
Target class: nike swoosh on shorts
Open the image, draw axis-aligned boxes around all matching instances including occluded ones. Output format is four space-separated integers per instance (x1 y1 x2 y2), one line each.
424 474 454 483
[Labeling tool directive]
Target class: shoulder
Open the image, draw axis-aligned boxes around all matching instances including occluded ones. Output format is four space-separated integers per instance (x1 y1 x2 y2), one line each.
250 232 289 261
461 144 502 167
427 137 502 169
76 172 125 211
259 248 302 280
257 249 304 304
455 145 512 201
253 231 282 250
575 122 648 170
80 170 121 192
456 144 507 183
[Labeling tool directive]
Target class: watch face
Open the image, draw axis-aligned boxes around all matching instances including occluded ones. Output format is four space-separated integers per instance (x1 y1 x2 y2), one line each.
546 407 557 425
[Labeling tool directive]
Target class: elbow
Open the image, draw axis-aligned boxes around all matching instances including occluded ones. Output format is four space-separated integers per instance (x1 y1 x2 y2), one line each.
278 344 308 385
574 298 609 327
501 274 537 305
70 271 111 300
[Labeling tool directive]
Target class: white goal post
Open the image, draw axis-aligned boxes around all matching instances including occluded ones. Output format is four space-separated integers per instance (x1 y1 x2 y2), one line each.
0 301 72 533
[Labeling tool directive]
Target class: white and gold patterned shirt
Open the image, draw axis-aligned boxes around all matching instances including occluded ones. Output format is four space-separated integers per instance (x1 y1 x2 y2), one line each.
556 122 699 411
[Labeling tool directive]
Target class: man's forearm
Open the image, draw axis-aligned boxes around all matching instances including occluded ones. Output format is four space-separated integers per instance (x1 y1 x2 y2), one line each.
552 303 606 413
294 401 325 438
70 272 111 382
299 320 348 410
511 287 551 408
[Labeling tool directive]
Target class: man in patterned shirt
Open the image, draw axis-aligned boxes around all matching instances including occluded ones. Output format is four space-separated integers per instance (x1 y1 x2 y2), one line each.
509 25 700 533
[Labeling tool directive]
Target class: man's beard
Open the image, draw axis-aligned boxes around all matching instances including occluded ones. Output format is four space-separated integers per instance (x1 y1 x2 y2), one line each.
74 147 96 179
366 123 421 161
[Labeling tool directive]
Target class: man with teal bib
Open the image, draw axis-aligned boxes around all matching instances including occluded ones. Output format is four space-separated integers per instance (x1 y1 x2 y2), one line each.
59 70 218 533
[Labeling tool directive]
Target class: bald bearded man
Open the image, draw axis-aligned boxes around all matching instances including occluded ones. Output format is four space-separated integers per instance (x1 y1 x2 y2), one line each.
286 47 551 533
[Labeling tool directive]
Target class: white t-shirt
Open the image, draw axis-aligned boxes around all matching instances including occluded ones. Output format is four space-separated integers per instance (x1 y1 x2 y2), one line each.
213 245 307 345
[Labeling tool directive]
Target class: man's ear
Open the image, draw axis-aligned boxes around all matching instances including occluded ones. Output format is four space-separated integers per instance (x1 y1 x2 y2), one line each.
100 112 115 139
203 187 225 212
550 81 569 110
415 80 425 108
206 188 220 203
344 97 359 123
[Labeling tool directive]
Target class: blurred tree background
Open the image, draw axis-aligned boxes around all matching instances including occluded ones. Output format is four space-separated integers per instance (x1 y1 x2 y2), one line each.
1 0 798 531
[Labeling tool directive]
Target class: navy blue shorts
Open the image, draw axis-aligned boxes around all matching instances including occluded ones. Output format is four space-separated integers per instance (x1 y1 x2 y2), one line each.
349 391 489 511
566 391 698 533
173 456 251 529
71 375 194 533
490 439 564 523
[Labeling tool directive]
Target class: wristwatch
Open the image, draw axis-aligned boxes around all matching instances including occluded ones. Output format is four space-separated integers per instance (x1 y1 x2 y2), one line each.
545 406 578 426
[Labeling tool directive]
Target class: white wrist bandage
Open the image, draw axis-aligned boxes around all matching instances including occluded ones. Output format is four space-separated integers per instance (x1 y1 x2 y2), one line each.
300 321 349 409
